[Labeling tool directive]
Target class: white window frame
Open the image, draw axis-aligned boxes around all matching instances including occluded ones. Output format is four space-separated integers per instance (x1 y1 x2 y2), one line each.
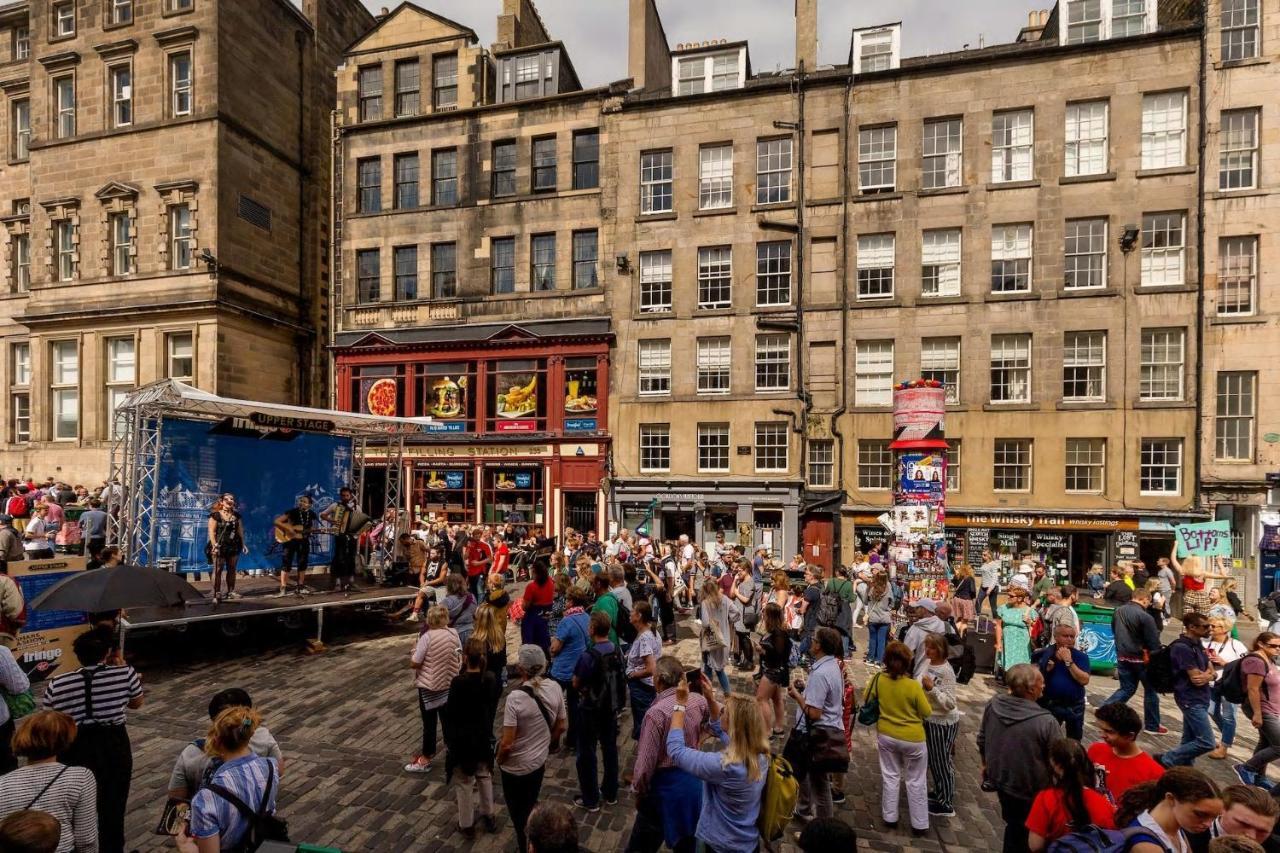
754 422 789 473
922 118 963 189
852 26 900 73
1139 438 1183 496
946 439 961 492
992 110 1034 183
110 0 133 25
1217 235 1257 317
11 233 29 293
105 336 135 440
1140 212 1186 286
756 241 792 307
53 1 75 37
991 224 1033 293
697 246 732 309
1065 101 1108 177
1141 92 1187 170
1065 438 1106 494
12 99 29 161
856 439 892 490
166 331 194 382
54 75 75 139
1221 0 1260 61
638 339 671 396
990 333 1032 403
110 64 132 129
756 138 793 205
993 438 1033 492
1139 327 1185 401
1215 371 1256 462
921 337 961 403
696 337 731 394
169 51 193 117
698 144 733 210
854 340 894 406
697 423 731 473
110 211 132 275
50 340 79 441
640 150 673 214
672 49 743 96
921 229 961 297
9 342 28 444
856 233 895 300
55 220 75 282
170 204 193 270
1220 109 1260 191
639 424 671 473
638 250 672 313
1060 0 1155 44
755 334 791 392
807 440 835 488
1064 218 1108 290
858 125 897 193
1062 330 1107 402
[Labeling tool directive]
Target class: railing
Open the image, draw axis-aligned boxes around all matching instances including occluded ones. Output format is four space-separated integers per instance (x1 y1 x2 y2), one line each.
345 301 462 327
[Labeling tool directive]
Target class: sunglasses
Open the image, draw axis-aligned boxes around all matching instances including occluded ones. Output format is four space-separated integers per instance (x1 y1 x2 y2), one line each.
1267 643 1280 650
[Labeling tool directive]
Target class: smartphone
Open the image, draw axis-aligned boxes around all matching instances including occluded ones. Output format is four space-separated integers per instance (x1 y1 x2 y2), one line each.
685 668 703 694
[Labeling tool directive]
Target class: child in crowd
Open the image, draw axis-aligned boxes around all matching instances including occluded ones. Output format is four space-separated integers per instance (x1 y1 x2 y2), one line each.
1087 702 1165 802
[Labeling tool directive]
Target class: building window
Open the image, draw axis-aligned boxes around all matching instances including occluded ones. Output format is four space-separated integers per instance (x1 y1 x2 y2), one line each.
921 229 961 297
857 440 892 490
1141 92 1187 170
640 150 673 214
572 230 597 290
432 53 457 110
1064 218 1107 290
166 332 193 381
756 138 792 204
710 52 739 89
358 65 382 120
697 424 730 472
109 0 133 25
921 337 960 403
946 439 961 492
169 52 192 117
524 137 555 194
572 129 599 189
755 334 790 391
11 100 29 161
638 339 671 396
1065 101 1108 177
1217 235 1257 316
492 141 517 198
11 234 29 293
807 440 835 488
54 76 75 139
54 220 75 281
9 343 28 443
511 53 544 99
110 212 131 275
50 340 78 440
13 27 28 60
394 59 419 117
990 333 1032 403
1222 0 1260 61
1113 0 1149 36
992 110 1033 183
755 423 788 472
1139 327 1185 401
639 424 670 472
169 204 192 269
1215 371 1256 462
756 241 792 306
856 234 895 299
491 237 514 294
356 248 379 302
531 234 555 291
639 250 672 312
53 1 75 37
922 118 962 189
430 243 455 298
858 125 896 193
1220 109 1260 191
110 64 132 128
1140 438 1182 495
1141 212 1186 286
393 153 419 209
677 56 707 95
857 29 896 72
105 336 135 440
1065 438 1105 493
994 438 1032 491
11 344 28 387
991 224 1032 293
854 340 894 406
676 50 740 95
696 337 731 394
699 144 733 210
165 0 194 12
431 149 457 206
697 246 732 309
1063 330 1106 402
393 245 417 301
357 157 381 212
1064 0 1103 42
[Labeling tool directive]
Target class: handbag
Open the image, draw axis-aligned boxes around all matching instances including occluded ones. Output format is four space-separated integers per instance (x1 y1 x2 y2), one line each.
809 724 851 774
3 688 36 720
781 721 811 777
856 672 882 726
700 604 727 653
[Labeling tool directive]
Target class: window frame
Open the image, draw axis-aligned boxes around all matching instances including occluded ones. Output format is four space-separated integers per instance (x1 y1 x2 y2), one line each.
357 157 382 213
1217 235 1257 316
921 117 963 190
1219 109 1260 191
754 334 791 392
430 242 456 299
11 233 29 293
572 230 598 291
1221 0 1260 61
109 62 132 129
1140 91 1188 170
530 233 556 292
1139 438 1183 496
991 109 1034 183
854 340 894 406
699 144 734 210
490 236 515 294
639 424 671 473
169 203 193 270
1064 218 1108 290
53 74 75 139
640 150 674 214
857 439 892 490
807 439 835 488
531 136 557 193
11 99 29 161
856 233 896 300
49 339 79 441
1139 327 1186 402
921 336 961 403
990 333 1032 404
393 152 419 210
638 250 672 313
358 64 383 121
356 248 380 302
1140 212 1187 287
393 58 420 118
165 331 193 382
392 245 417 301
991 224 1033 294
432 53 458 110
52 1 75 37
54 219 75 282
431 148 457 206
1064 100 1109 177
1062 330 1107 403
571 129 599 190
104 335 136 440
1065 437 1105 494
921 228 962 298
638 339 672 397
696 336 731 395
9 342 28 444
697 423 731 473
491 140 517 198
110 211 132 276
169 50 193 118
755 137 793 205
993 438 1033 492
697 245 732 309
858 125 897 193
754 422 789 473
755 241 792 307
1214 371 1256 462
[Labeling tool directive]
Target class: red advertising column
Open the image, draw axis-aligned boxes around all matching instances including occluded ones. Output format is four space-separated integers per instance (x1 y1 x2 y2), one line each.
888 380 949 604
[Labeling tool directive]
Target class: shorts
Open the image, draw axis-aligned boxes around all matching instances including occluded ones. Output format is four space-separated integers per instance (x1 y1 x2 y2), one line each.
763 665 790 686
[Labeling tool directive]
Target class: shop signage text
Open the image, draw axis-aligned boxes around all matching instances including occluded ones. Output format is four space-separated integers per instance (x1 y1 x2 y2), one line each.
250 412 335 433
957 514 1137 532
424 421 466 433
404 444 553 459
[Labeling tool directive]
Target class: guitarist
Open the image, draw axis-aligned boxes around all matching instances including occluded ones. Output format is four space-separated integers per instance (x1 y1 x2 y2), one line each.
274 496 318 597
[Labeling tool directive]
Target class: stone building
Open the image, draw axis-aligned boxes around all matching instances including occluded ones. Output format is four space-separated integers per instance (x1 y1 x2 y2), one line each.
1198 0 1280 591
0 0 373 483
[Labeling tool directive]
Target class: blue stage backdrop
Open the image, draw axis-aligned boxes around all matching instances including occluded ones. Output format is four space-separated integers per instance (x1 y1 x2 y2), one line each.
148 417 354 571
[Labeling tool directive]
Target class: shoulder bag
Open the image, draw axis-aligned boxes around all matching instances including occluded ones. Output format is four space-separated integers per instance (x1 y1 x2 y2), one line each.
856 672 882 727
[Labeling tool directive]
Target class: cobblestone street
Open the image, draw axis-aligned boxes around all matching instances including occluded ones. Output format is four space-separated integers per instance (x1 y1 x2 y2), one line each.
112 610 1264 853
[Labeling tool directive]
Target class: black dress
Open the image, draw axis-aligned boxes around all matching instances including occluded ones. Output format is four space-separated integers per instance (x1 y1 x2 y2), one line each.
443 670 499 780
209 510 242 558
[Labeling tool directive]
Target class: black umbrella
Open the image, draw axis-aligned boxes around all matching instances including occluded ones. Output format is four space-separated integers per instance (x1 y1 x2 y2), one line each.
30 563 204 612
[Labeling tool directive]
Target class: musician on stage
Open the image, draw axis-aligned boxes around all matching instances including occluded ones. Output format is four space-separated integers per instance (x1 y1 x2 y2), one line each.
321 487 359 594
274 495 317 598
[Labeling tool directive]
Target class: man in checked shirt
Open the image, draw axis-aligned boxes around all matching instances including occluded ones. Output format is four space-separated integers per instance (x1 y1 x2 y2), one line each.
624 657 720 853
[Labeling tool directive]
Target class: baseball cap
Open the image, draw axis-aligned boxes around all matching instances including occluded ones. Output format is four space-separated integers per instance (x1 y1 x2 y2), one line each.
517 644 546 672
914 598 937 613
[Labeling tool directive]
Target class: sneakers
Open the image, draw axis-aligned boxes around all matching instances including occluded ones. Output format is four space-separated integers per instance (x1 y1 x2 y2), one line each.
404 758 431 774
406 611 420 622
481 815 498 833
1235 763 1259 786
604 795 618 806
274 589 288 598
299 586 313 596
226 591 242 600
1209 743 1229 760
1145 725 1169 735
928 801 956 817
831 789 847 804
573 796 600 813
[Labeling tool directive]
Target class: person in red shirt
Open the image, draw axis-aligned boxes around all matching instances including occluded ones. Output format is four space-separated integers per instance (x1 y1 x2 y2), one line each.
1087 702 1165 802
492 538 511 581
464 527 492 599
1026 739 1116 850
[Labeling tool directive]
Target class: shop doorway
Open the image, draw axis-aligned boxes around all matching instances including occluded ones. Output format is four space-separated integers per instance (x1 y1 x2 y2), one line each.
1139 535 1176 573
564 492 598 536
361 467 387 518
1070 532 1110 587
801 513 834 576
661 511 696 543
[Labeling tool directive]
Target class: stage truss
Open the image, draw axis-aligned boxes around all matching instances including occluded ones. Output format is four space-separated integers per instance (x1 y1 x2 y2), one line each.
107 380 426 567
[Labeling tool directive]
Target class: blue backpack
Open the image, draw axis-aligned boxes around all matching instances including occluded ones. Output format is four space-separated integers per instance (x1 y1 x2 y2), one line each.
1047 826 1166 853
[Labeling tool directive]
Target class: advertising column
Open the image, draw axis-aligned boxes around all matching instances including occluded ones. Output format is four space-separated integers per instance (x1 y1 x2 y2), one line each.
10 556 90 687
888 381 949 603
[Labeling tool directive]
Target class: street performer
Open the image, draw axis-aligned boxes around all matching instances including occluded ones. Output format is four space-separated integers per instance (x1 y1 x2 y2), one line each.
274 495 318 598
321 487 360 594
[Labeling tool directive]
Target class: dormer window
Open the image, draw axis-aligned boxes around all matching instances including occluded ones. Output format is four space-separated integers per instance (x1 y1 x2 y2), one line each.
496 49 562 103
852 25 900 74
1061 0 1155 44
672 48 744 96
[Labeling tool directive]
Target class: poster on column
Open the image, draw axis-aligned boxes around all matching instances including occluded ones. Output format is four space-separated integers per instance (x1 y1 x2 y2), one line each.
10 556 90 685
897 452 945 504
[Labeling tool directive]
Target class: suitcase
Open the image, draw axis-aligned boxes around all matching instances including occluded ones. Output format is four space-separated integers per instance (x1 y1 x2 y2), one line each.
967 630 997 674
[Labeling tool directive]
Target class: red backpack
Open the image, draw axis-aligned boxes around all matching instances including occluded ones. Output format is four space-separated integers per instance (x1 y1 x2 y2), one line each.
5 495 27 518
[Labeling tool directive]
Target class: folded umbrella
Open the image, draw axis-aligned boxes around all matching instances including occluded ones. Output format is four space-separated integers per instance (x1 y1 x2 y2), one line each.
29 563 204 612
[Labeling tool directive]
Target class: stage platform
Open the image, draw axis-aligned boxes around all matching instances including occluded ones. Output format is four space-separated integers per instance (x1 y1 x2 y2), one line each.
120 573 417 645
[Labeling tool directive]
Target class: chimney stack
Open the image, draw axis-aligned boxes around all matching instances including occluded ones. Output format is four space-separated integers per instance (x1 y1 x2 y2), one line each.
496 0 551 51
628 0 671 92
795 0 818 72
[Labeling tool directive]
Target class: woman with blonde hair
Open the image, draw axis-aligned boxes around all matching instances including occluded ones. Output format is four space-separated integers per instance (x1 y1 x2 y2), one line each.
472 603 508 685
950 563 977 623
665 677 769 852
699 578 732 695
1204 614 1246 760
405 605 461 774
1172 545 1229 617
0 710 96 853
177 706 280 853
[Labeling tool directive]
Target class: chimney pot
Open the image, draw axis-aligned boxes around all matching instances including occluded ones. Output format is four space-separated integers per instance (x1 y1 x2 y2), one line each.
795 0 818 72
380 6 389 14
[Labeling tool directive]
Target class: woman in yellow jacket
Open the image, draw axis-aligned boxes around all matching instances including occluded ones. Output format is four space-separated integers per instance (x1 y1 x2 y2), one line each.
868 640 933 835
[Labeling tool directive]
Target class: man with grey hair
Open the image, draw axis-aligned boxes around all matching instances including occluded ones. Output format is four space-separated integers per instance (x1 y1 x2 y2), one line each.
977 663 1058 853
609 564 633 611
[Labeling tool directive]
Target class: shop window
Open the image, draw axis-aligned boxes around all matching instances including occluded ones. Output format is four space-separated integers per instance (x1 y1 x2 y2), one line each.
416 361 475 431
412 466 474 523
483 467 543 525
351 365 405 417
488 359 546 433
704 506 739 546
563 356 600 432
754 509 783 558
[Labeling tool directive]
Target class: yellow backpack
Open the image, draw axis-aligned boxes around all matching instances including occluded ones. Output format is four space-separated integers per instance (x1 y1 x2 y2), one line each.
757 752 799 841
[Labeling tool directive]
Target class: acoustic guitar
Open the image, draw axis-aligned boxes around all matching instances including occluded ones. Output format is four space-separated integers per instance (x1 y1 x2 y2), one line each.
273 524 337 544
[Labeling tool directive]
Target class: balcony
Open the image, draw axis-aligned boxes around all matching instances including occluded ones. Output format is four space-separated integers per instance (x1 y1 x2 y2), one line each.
344 301 462 329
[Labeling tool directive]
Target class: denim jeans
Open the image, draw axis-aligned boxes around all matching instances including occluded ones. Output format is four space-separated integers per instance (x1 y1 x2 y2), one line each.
867 623 890 664
1104 661 1162 731
1040 697 1086 741
1211 692 1238 747
1161 702 1216 767
1245 713 1280 774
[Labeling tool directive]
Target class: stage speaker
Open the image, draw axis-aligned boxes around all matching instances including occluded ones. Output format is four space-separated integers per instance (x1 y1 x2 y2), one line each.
967 630 997 673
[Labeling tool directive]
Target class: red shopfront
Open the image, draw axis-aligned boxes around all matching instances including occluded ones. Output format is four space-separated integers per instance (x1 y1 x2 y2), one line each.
334 323 611 534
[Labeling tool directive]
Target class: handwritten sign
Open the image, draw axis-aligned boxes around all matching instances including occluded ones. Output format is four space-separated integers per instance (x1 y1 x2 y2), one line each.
1175 520 1232 557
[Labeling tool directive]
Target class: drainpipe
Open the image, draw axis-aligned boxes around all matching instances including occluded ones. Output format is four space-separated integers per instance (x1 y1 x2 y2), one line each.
295 30 311 405
1192 17 1208 515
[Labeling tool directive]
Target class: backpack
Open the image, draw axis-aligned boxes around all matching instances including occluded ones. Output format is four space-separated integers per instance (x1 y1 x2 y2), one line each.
615 595 637 644
757 753 799 842
204 761 289 853
1146 644 1177 694
5 495 26 518
1217 650 1266 705
1047 825 1163 853
817 580 849 628
579 645 625 714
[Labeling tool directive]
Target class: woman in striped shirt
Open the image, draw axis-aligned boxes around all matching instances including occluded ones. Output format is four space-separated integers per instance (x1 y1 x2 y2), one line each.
43 626 143 853
405 605 461 774
0 710 97 852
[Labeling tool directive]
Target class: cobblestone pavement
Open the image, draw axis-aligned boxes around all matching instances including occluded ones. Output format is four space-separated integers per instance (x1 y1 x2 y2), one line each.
119 610 1265 852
